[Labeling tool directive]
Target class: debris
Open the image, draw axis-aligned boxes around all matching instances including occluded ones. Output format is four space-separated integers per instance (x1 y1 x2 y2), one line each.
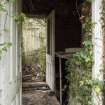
22 64 43 82
22 82 60 105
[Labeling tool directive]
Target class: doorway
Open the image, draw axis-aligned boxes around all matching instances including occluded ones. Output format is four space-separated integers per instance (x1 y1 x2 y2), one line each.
22 17 47 82
22 13 58 105
22 0 82 105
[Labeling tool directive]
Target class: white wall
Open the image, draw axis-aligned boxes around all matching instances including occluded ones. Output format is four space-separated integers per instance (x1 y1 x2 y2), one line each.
92 0 104 105
0 0 22 105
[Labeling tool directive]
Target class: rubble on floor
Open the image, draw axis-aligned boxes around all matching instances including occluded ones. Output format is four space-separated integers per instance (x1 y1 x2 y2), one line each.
22 63 60 105
22 82 60 105
22 64 45 82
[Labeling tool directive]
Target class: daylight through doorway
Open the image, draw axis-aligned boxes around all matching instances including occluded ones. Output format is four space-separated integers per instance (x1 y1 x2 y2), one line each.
22 17 47 82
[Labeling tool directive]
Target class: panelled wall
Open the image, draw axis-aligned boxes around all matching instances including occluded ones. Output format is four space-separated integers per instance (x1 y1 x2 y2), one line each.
0 0 22 105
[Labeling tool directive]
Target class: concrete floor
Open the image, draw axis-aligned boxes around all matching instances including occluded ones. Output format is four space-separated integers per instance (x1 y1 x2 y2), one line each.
22 82 60 105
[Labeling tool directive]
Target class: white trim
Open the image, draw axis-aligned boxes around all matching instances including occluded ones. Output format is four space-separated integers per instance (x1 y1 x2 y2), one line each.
92 0 104 105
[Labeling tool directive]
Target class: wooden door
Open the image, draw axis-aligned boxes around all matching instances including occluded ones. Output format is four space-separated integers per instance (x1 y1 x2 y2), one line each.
46 10 55 91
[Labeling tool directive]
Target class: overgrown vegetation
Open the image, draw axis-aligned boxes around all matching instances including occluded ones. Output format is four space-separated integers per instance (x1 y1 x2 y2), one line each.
66 1 104 105
0 0 26 60
1 0 105 104
38 34 46 80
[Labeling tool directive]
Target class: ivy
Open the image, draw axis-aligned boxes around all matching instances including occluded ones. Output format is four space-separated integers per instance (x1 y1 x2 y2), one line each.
0 42 12 60
66 1 104 105
9 0 16 3
13 13 26 24
0 3 6 11
0 0 26 60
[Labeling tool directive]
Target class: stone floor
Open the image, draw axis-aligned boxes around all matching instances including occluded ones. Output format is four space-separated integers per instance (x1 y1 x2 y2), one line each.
22 82 60 105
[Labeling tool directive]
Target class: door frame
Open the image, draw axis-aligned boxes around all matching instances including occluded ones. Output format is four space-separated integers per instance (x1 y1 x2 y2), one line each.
46 10 55 91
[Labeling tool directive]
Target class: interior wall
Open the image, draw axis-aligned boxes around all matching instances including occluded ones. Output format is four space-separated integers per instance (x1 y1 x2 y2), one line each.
55 0 82 52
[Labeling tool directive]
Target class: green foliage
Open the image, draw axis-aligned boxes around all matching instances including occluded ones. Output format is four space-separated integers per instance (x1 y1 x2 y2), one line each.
101 0 105 30
0 3 6 11
66 1 104 105
38 35 46 80
13 13 26 24
66 40 93 105
0 0 26 60
38 47 46 80
0 42 12 60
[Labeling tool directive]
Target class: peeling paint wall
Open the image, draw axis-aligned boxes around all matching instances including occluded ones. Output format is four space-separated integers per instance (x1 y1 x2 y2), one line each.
0 0 22 105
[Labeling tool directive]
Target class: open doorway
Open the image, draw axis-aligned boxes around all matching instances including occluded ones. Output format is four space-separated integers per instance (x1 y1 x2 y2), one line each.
22 0 82 105
22 13 58 105
22 17 47 82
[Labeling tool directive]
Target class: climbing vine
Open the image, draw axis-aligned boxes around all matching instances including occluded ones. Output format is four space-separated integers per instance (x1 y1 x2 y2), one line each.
0 0 26 60
66 0 104 105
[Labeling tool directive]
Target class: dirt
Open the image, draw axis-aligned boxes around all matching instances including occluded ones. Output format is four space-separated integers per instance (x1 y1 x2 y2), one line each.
22 82 60 105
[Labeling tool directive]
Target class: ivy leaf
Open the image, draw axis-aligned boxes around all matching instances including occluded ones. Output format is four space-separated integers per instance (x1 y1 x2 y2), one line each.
9 0 16 3
13 13 26 24
0 4 6 11
95 86 101 93
0 42 12 58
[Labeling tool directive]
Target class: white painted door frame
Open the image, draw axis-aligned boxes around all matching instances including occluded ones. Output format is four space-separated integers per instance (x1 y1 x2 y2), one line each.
92 0 104 105
46 10 55 91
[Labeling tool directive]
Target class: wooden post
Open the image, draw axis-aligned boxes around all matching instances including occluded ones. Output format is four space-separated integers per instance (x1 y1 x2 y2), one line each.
59 57 62 105
92 0 104 105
